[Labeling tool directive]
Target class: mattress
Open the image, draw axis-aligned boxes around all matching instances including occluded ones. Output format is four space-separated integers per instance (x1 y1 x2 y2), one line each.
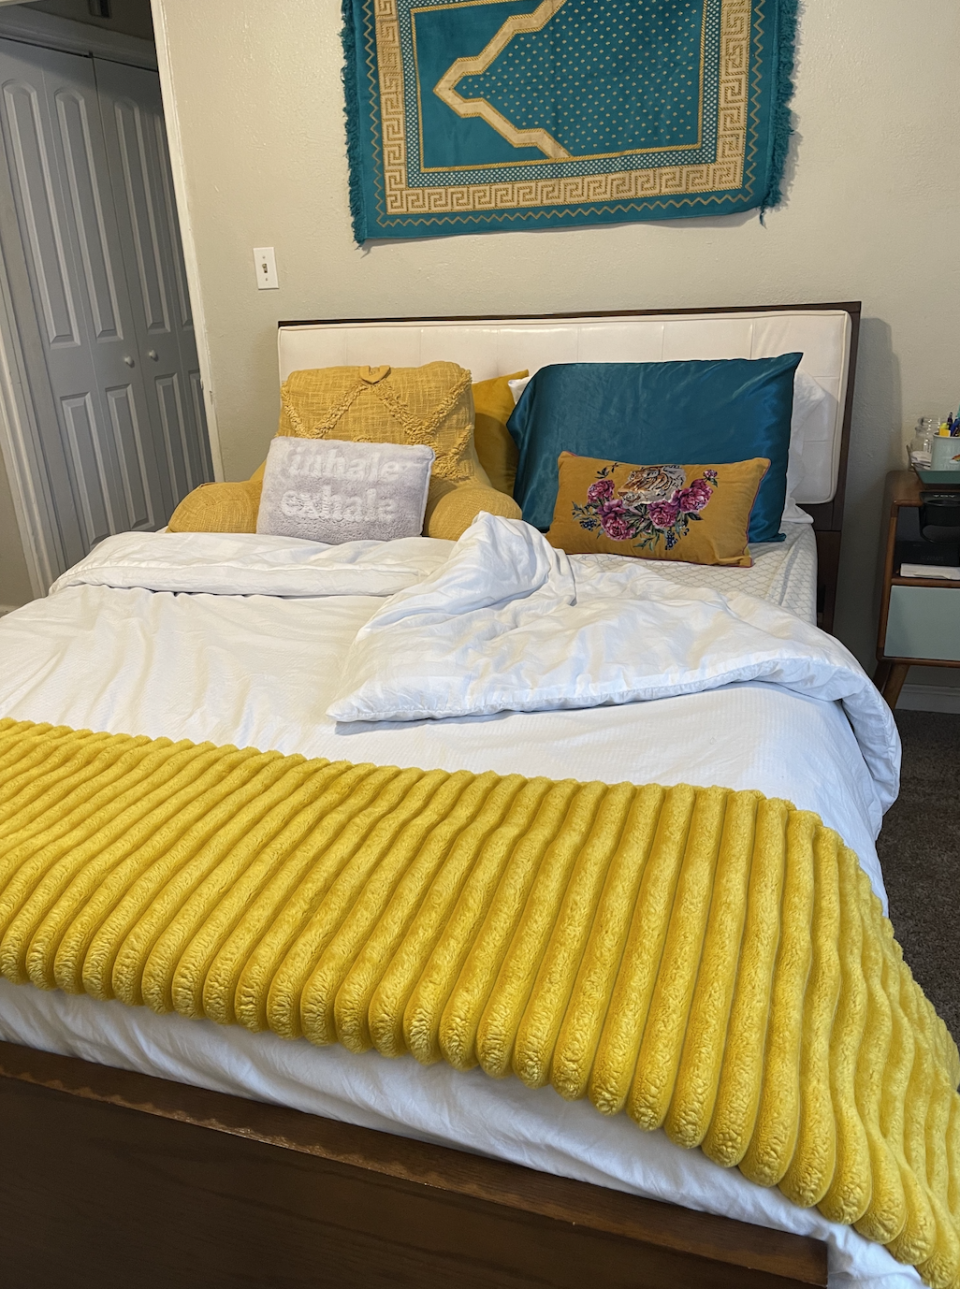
0 531 916 1289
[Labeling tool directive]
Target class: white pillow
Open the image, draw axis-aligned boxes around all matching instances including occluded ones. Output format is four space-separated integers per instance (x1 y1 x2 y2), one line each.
257 437 435 544
781 372 831 524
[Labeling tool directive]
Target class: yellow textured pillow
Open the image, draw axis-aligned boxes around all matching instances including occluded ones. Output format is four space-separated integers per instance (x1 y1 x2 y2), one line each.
546 453 770 567
167 468 263 534
278 361 489 506
472 370 527 496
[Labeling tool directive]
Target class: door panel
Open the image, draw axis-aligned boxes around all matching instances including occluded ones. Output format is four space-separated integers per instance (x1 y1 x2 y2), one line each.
40 48 170 540
0 40 168 566
54 86 122 342
0 40 211 577
60 389 117 547
111 93 168 333
105 382 154 530
155 372 194 502
94 59 213 487
2 78 79 348
0 46 104 568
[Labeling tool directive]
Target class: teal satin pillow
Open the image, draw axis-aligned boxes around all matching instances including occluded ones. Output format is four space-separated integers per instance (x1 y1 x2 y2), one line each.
506 355 802 544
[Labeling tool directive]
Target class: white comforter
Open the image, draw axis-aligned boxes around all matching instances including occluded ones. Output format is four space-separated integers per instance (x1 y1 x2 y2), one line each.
328 514 899 811
0 523 915 1288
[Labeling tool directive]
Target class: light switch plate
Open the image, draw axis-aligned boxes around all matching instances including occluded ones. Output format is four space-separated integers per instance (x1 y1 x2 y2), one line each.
254 247 279 290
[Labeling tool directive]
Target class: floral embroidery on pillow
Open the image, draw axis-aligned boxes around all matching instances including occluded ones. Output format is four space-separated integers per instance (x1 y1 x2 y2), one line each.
572 464 719 552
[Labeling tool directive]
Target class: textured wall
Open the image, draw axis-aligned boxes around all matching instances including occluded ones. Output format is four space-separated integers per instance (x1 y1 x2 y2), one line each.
154 0 960 676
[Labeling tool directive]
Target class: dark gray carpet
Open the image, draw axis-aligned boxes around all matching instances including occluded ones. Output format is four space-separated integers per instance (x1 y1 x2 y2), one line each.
876 710 960 1042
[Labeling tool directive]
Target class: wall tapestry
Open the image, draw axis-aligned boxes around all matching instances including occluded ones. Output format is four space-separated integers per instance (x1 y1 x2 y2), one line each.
341 0 798 242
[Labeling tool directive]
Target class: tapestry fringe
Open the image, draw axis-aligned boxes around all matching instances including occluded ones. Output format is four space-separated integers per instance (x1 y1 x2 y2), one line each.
340 0 366 246
761 0 800 219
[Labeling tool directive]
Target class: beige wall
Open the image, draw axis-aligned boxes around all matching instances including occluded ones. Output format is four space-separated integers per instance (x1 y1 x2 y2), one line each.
0 450 33 608
25 0 153 40
154 0 960 677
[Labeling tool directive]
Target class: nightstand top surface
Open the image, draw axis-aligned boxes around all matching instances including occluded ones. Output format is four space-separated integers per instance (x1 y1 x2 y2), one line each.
886 468 960 510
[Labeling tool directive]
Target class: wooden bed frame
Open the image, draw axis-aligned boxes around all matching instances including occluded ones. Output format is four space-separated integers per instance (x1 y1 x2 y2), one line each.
0 303 861 1288
0 1039 827 1288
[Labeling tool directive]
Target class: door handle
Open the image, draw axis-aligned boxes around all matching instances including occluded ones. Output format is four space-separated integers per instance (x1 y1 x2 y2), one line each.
123 356 135 367
147 350 159 361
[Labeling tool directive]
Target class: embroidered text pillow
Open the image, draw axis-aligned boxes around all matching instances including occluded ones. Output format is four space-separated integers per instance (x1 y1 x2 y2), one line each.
545 453 770 567
257 437 434 544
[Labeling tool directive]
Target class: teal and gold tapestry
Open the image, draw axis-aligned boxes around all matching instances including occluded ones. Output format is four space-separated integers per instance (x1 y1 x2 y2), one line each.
341 0 798 241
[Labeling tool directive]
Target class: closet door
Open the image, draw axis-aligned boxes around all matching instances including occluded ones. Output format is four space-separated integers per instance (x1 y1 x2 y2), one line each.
94 58 212 506
0 39 166 561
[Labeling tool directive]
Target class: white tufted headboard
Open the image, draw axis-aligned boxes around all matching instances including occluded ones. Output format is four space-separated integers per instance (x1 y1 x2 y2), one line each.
276 304 861 629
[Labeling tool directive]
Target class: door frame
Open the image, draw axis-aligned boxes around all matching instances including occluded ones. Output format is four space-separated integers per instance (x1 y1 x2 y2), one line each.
150 3 222 483
0 7 222 599
0 217 58 598
0 7 157 69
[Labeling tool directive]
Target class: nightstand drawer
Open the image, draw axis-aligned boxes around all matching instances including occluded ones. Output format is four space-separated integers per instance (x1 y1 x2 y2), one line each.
885 585 960 660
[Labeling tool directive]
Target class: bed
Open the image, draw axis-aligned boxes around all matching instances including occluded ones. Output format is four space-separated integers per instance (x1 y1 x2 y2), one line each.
0 302 931 1289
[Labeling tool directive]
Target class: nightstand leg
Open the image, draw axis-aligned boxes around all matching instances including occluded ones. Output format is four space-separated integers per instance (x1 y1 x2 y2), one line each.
874 661 891 693
881 663 910 709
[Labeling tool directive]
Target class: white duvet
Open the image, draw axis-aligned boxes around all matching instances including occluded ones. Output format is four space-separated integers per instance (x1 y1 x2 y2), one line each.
328 514 899 811
0 521 916 1288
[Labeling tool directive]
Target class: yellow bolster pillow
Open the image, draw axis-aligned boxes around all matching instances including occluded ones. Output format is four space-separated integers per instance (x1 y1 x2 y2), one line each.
167 464 265 534
425 485 521 542
167 474 521 541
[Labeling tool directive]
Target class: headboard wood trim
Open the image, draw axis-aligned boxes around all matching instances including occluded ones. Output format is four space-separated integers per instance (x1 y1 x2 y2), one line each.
277 302 862 633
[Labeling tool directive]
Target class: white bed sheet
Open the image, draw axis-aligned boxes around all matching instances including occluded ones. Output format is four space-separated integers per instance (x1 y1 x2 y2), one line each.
0 536 916 1289
581 523 818 624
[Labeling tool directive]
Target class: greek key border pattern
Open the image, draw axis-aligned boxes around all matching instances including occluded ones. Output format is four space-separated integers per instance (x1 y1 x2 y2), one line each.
373 0 751 217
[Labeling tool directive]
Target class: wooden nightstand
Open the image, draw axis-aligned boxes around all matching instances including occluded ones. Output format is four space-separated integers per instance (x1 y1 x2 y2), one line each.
875 470 960 707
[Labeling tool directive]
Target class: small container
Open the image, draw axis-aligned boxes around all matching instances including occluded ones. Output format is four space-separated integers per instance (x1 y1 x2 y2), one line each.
931 434 960 472
908 417 936 467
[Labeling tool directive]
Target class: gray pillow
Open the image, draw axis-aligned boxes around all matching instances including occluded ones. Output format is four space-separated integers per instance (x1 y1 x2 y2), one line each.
257 437 435 544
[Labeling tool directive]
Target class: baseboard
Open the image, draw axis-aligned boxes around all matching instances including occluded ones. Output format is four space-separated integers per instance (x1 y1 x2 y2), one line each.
897 683 960 714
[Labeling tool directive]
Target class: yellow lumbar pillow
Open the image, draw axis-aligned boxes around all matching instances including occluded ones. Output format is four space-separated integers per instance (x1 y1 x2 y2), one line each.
472 370 527 497
546 454 770 567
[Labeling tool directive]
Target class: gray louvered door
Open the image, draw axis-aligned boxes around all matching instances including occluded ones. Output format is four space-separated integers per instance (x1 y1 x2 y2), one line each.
0 39 210 573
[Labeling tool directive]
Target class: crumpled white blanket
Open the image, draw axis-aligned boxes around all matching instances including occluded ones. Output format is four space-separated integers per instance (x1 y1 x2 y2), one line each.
50 530 453 599
329 513 900 812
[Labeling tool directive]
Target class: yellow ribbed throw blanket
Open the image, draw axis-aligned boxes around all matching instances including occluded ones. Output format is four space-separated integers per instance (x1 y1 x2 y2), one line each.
2 718 959 1286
